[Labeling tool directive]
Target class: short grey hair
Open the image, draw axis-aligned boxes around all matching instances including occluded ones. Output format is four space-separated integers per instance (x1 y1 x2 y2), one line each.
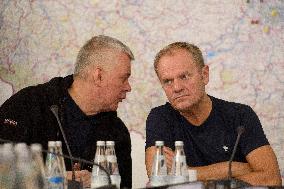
74 35 134 78
154 42 205 74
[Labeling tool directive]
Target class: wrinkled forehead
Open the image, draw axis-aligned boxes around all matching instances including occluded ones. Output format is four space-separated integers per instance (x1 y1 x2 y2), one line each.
156 48 193 66
158 49 194 67
156 49 202 77
157 48 204 75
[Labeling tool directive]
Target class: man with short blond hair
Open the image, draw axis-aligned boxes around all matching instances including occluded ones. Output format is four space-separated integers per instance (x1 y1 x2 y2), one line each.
145 42 282 186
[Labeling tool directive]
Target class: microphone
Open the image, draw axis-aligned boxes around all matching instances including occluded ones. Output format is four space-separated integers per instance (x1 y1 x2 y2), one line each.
50 105 82 189
228 126 245 180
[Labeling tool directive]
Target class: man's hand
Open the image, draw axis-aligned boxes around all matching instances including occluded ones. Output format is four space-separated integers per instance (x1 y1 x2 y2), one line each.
163 146 175 173
145 146 175 177
67 170 92 188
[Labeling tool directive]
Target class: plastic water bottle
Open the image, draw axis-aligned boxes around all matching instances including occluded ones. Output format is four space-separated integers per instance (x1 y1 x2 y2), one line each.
30 143 47 189
55 141 67 189
45 141 64 189
91 141 108 188
0 143 16 189
14 143 39 189
170 141 189 184
150 141 168 187
106 141 121 188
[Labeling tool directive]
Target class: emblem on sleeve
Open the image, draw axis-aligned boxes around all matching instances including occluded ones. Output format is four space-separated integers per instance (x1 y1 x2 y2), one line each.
4 119 18 126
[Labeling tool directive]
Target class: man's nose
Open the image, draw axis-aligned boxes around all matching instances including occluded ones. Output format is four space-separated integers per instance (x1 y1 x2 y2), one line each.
125 80 131 92
173 80 183 92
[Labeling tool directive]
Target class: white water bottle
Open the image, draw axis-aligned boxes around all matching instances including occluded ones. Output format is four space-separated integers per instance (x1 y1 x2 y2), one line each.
170 141 189 184
15 143 40 189
45 141 64 189
30 143 47 189
91 141 108 188
55 141 67 189
150 141 168 187
106 141 121 188
0 143 16 189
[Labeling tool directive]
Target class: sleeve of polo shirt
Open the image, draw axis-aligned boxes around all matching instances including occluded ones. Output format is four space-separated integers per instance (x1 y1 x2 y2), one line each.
145 107 173 150
239 105 269 156
0 88 31 143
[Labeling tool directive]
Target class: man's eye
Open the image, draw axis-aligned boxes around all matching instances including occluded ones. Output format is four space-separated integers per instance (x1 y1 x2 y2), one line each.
181 74 189 80
163 79 172 85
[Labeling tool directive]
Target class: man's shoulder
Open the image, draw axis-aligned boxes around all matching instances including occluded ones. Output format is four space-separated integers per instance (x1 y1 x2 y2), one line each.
43 75 73 89
147 102 180 126
0 84 42 111
150 102 175 114
211 96 252 114
38 75 73 98
1 75 73 107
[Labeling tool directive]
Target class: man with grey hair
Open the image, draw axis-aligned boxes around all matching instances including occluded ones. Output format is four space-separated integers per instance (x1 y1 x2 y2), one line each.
145 42 281 186
0 35 134 188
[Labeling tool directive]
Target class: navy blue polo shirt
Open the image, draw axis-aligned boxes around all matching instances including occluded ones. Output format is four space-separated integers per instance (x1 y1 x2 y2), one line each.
145 96 269 166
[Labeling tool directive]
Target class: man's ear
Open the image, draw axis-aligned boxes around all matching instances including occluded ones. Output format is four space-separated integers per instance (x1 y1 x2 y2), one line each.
92 67 103 86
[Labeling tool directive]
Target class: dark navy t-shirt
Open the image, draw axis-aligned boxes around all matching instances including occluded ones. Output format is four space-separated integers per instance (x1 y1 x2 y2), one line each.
145 96 269 167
